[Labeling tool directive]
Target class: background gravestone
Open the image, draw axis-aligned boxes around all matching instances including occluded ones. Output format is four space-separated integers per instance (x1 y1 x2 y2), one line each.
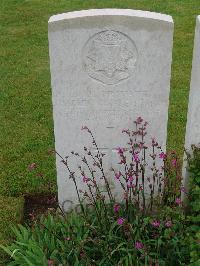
48 9 174 210
182 16 200 188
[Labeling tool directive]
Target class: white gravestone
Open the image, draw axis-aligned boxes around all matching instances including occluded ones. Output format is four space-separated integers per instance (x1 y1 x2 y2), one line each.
183 16 200 190
48 9 174 210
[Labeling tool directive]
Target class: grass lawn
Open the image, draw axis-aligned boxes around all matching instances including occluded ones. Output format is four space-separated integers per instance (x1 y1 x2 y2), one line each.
0 0 200 260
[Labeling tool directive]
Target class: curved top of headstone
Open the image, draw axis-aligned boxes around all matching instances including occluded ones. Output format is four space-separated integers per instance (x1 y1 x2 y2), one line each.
48 9 173 24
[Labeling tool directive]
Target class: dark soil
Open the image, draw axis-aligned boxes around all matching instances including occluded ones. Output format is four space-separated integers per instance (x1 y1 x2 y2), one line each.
24 193 57 225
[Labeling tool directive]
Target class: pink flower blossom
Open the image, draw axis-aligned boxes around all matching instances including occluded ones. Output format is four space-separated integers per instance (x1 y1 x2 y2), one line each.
172 159 177 167
128 176 134 182
151 220 160 228
122 129 130 134
115 172 121 180
48 260 54 266
28 163 37 171
135 241 144 250
119 159 126 164
117 217 124 225
175 198 181 205
151 138 158 147
116 147 125 155
113 203 120 213
80 250 85 258
135 117 143 124
165 220 172 228
180 186 186 193
82 176 89 183
64 236 71 241
159 152 167 159
133 153 140 162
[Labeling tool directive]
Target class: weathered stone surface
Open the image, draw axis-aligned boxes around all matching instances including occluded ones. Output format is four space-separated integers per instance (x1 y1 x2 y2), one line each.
48 9 174 210
183 16 200 189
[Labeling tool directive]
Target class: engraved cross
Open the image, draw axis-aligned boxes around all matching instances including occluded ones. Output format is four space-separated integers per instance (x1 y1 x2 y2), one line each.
90 126 123 170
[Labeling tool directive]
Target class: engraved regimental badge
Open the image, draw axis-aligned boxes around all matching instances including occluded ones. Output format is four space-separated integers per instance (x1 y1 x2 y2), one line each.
82 30 137 85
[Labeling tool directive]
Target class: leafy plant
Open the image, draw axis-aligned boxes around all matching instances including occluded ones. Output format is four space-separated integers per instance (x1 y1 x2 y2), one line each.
185 145 200 265
0 207 191 266
1 117 193 265
56 117 183 217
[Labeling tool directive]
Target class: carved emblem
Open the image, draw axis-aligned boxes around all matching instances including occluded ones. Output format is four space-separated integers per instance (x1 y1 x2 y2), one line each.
82 30 137 85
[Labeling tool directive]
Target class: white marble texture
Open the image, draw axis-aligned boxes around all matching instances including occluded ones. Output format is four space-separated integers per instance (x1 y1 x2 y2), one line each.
183 16 200 189
48 9 174 210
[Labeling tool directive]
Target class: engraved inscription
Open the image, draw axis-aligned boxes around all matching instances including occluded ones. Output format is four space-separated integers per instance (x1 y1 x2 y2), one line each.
82 30 138 85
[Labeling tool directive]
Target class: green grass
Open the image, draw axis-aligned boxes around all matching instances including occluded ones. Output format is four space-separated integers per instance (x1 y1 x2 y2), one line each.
0 196 24 265
0 0 200 260
1 0 199 196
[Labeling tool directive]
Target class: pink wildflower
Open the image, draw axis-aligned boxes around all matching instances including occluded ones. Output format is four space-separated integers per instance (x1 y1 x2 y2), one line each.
180 186 186 193
64 236 71 241
139 185 143 191
82 176 89 183
135 241 144 250
80 250 85 258
116 147 125 155
151 220 160 228
117 217 124 225
48 260 54 266
135 117 143 124
119 159 126 164
113 203 120 213
172 159 177 167
165 220 172 228
175 198 181 205
133 153 140 162
122 129 130 134
128 176 134 182
28 163 37 171
151 138 158 147
159 152 167 159
115 172 121 180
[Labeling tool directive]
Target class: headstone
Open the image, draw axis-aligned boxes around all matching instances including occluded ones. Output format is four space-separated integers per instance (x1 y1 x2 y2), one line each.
182 16 200 189
48 9 174 210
